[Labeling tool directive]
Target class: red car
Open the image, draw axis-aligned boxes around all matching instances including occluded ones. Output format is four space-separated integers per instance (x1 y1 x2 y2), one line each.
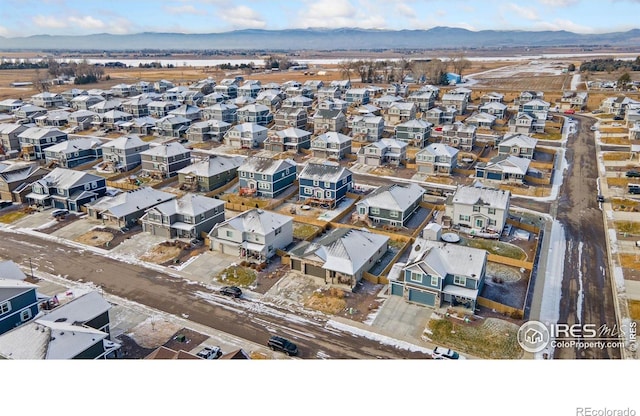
564 109 575 115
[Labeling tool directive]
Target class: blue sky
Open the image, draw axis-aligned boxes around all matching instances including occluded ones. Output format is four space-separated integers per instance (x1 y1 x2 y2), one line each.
1 0 639 37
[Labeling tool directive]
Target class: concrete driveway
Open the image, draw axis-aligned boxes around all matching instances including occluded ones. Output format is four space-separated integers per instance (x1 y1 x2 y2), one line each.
371 295 435 341
179 250 240 285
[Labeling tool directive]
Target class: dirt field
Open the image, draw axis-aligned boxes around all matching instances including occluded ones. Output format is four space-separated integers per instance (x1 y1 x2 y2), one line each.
74 230 114 247
140 243 183 264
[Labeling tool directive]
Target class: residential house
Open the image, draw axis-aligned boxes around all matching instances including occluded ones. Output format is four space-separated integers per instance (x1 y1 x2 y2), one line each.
407 90 437 112
100 134 150 172
498 134 538 159
282 96 314 111
298 163 352 208
92 109 133 130
26 167 107 211
256 90 283 113
86 89 113 100
357 138 407 167
232 96 256 107
424 106 458 126
169 104 202 122
153 115 191 138
263 127 312 153
0 99 24 113
509 112 535 134
386 102 417 124
515 91 544 107
330 80 351 93
316 86 341 101
415 143 459 175
237 157 296 198
141 194 225 239
479 101 508 119
311 132 352 160
274 107 308 130
34 110 70 128
133 81 153 94
203 92 228 107
14 104 47 122
441 90 470 114
261 82 282 91
31 92 64 108
202 103 238 124
39 290 115 336
148 100 180 118
70 95 104 111
89 99 123 114
18 127 68 161
354 183 425 228
303 80 324 92
284 85 313 99
238 81 262 99
560 91 588 110
177 155 244 193
394 119 433 148
480 92 504 104
209 208 293 262
288 228 388 288
87 187 176 227
465 112 497 129
344 88 370 105
441 122 476 151
68 110 98 130
475 155 531 184
189 78 216 95
186 120 231 142
390 239 487 310
237 104 273 126
180 90 205 107
140 142 191 178
445 185 511 233
0 162 49 202
356 104 381 116
121 97 152 117
118 116 157 136
350 115 385 143
516 99 549 132
44 137 103 169
214 80 239 99
374 95 403 109
153 79 175 93
110 83 135 98
162 86 189 102
145 346 201 360
224 123 268 149
0 272 39 336
0 123 28 153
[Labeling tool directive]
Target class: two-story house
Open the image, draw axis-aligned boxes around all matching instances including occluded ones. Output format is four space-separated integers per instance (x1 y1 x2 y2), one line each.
275 107 308 130
177 155 244 193
416 143 459 175
311 132 352 160
14 104 47 122
214 79 239 99
394 119 433 148
350 115 385 143
256 90 284 113
26 168 107 211
110 83 136 98
0 267 40 336
121 97 152 118
344 88 370 105
92 109 134 131
0 99 24 113
68 110 98 131
118 116 157 137
354 183 425 228
0 162 49 202
202 103 238 124
100 134 150 172
475 155 531 185
141 194 225 239
140 143 191 178
44 137 103 169
317 86 342 101
374 95 403 110
203 92 228 107
237 157 296 198
288 228 388 289
186 120 231 142
18 127 68 161
441 122 476 151
386 102 417 124
31 92 64 108
480 92 504 104
407 90 437 112
189 78 216 95
424 106 458 126
441 90 469 114
498 134 538 159
298 163 352 208
0 123 28 153
169 104 202 122
153 115 191 138
465 112 497 129
224 122 268 149
357 138 407 167
86 187 175 228
263 127 312 153
236 104 273 126
312 101 347 134
70 95 104 111
515 91 544 107
89 99 123 115
444 185 511 233
148 100 180 118
34 110 70 128
390 239 487 310
479 101 508 119
209 208 293 262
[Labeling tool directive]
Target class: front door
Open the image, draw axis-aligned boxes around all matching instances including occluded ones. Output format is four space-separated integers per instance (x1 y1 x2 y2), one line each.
476 218 484 228
315 189 324 198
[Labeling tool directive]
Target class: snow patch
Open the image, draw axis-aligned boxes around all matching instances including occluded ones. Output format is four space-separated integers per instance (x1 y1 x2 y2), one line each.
326 319 432 354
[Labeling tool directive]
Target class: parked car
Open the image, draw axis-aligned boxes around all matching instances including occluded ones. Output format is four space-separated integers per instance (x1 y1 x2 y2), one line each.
0 200 12 209
626 170 640 178
196 346 222 360
590 125 597 131
267 336 298 356
50 208 69 218
431 346 466 360
564 109 575 115
614 116 624 120
597 195 605 203
219 286 242 298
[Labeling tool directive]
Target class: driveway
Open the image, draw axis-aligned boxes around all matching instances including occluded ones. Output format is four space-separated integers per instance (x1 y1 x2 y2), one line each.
371 295 435 341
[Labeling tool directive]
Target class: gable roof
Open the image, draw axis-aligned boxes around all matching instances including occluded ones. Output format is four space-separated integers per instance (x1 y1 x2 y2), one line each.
419 143 459 158
405 238 486 279
149 194 224 217
215 208 291 236
101 134 148 150
450 185 510 209
238 156 295 174
313 132 351 145
18 126 66 140
0 261 27 281
37 168 102 190
39 291 111 327
396 119 432 129
141 142 190 157
44 137 102 154
299 163 351 183
87 187 175 218
357 183 425 212
0 163 46 184
483 154 531 175
500 134 538 149
177 155 243 177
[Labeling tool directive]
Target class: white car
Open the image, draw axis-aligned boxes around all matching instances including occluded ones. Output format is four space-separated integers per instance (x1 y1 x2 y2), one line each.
431 346 466 360
196 346 222 359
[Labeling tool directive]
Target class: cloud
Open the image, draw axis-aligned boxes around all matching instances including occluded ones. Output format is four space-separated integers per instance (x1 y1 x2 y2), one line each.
507 3 539 20
220 5 266 29
395 3 415 18
164 5 200 15
537 0 579 6
296 0 387 29
534 18 594 33
68 16 107 30
306 0 356 20
0 25 10 36
32 15 68 29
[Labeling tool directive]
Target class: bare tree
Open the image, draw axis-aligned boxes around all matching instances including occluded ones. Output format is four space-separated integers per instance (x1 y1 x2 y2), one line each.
423 59 448 85
32 68 49 93
449 52 471 77
339 59 354 83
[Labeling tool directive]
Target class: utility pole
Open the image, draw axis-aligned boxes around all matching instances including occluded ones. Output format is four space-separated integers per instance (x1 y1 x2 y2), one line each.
29 257 34 279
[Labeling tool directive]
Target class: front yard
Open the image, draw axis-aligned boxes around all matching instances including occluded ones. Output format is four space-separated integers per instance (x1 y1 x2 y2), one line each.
461 237 527 260
215 264 257 287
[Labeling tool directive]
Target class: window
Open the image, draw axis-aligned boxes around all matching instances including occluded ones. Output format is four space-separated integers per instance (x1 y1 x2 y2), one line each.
473 205 480 212
91 182 98 189
20 309 32 322
389 211 398 218
226 230 233 238
241 171 246 177
249 173 254 179
410 272 422 283
313 180 319 186
454 275 467 286
488 219 496 226
459 215 470 222
430 276 439 287
275 227 282 235
304 187 312 195
0 301 10 314
371 207 380 215
324 181 331 188
488 208 496 215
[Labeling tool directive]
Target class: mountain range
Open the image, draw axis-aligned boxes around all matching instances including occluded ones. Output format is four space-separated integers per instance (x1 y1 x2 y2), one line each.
2 27 640 51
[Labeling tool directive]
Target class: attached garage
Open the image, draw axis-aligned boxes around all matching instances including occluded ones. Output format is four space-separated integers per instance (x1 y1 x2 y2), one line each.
487 171 503 181
390 282 404 297
291 259 302 272
304 263 325 278
408 288 437 307
365 157 379 166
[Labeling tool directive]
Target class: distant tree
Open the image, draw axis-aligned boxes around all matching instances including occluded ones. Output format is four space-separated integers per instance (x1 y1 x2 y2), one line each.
32 68 49 92
567 63 576 72
618 72 632 90
339 59 354 83
449 53 471 77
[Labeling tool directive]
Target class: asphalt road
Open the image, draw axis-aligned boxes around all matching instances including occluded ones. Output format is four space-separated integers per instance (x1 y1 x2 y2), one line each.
0 231 429 359
553 115 620 359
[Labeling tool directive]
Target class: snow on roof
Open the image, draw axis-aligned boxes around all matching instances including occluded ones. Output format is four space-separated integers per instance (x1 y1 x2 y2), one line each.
396 119 432 129
44 137 102 154
313 132 351 144
522 99 550 107
419 143 459 158
101 134 148 150
37 168 102 190
274 127 312 139
480 101 507 110
217 208 292 236
357 183 425 212
40 291 111 326
450 185 510 209
140 142 190 157
484 155 531 175
406 238 486 281
238 156 295 174
0 123 26 135
87 187 175 218
150 193 224 217
169 104 201 115
0 163 42 184
467 112 497 122
177 155 243 177
230 122 267 134
18 126 66 140
299 163 351 182
500 134 538 149
0 260 27 281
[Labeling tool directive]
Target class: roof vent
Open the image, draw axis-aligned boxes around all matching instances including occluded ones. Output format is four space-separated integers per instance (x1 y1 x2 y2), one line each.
55 318 67 323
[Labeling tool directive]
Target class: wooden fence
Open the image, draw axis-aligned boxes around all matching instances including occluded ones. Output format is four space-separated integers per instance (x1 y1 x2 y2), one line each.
453 167 476 176
106 180 138 191
487 253 534 271
529 160 555 170
506 218 540 234
152 176 178 189
477 296 523 318
204 177 239 198
524 175 552 185
379 240 413 279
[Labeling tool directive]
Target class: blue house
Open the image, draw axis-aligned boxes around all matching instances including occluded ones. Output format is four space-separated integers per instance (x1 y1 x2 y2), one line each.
0 263 40 336
390 239 487 310
237 157 297 199
26 167 107 211
44 137 103 168
298 163 353 209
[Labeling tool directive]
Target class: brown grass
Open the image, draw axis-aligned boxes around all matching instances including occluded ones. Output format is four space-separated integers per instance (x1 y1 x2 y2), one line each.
140 244 182 264
304 288 347 315
601 137 631 145
0 211 27 224
615 221 640 235
620 254 640 270
608 177 632 188
628 300 640 321
604 152 632 161
74 230 114 247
